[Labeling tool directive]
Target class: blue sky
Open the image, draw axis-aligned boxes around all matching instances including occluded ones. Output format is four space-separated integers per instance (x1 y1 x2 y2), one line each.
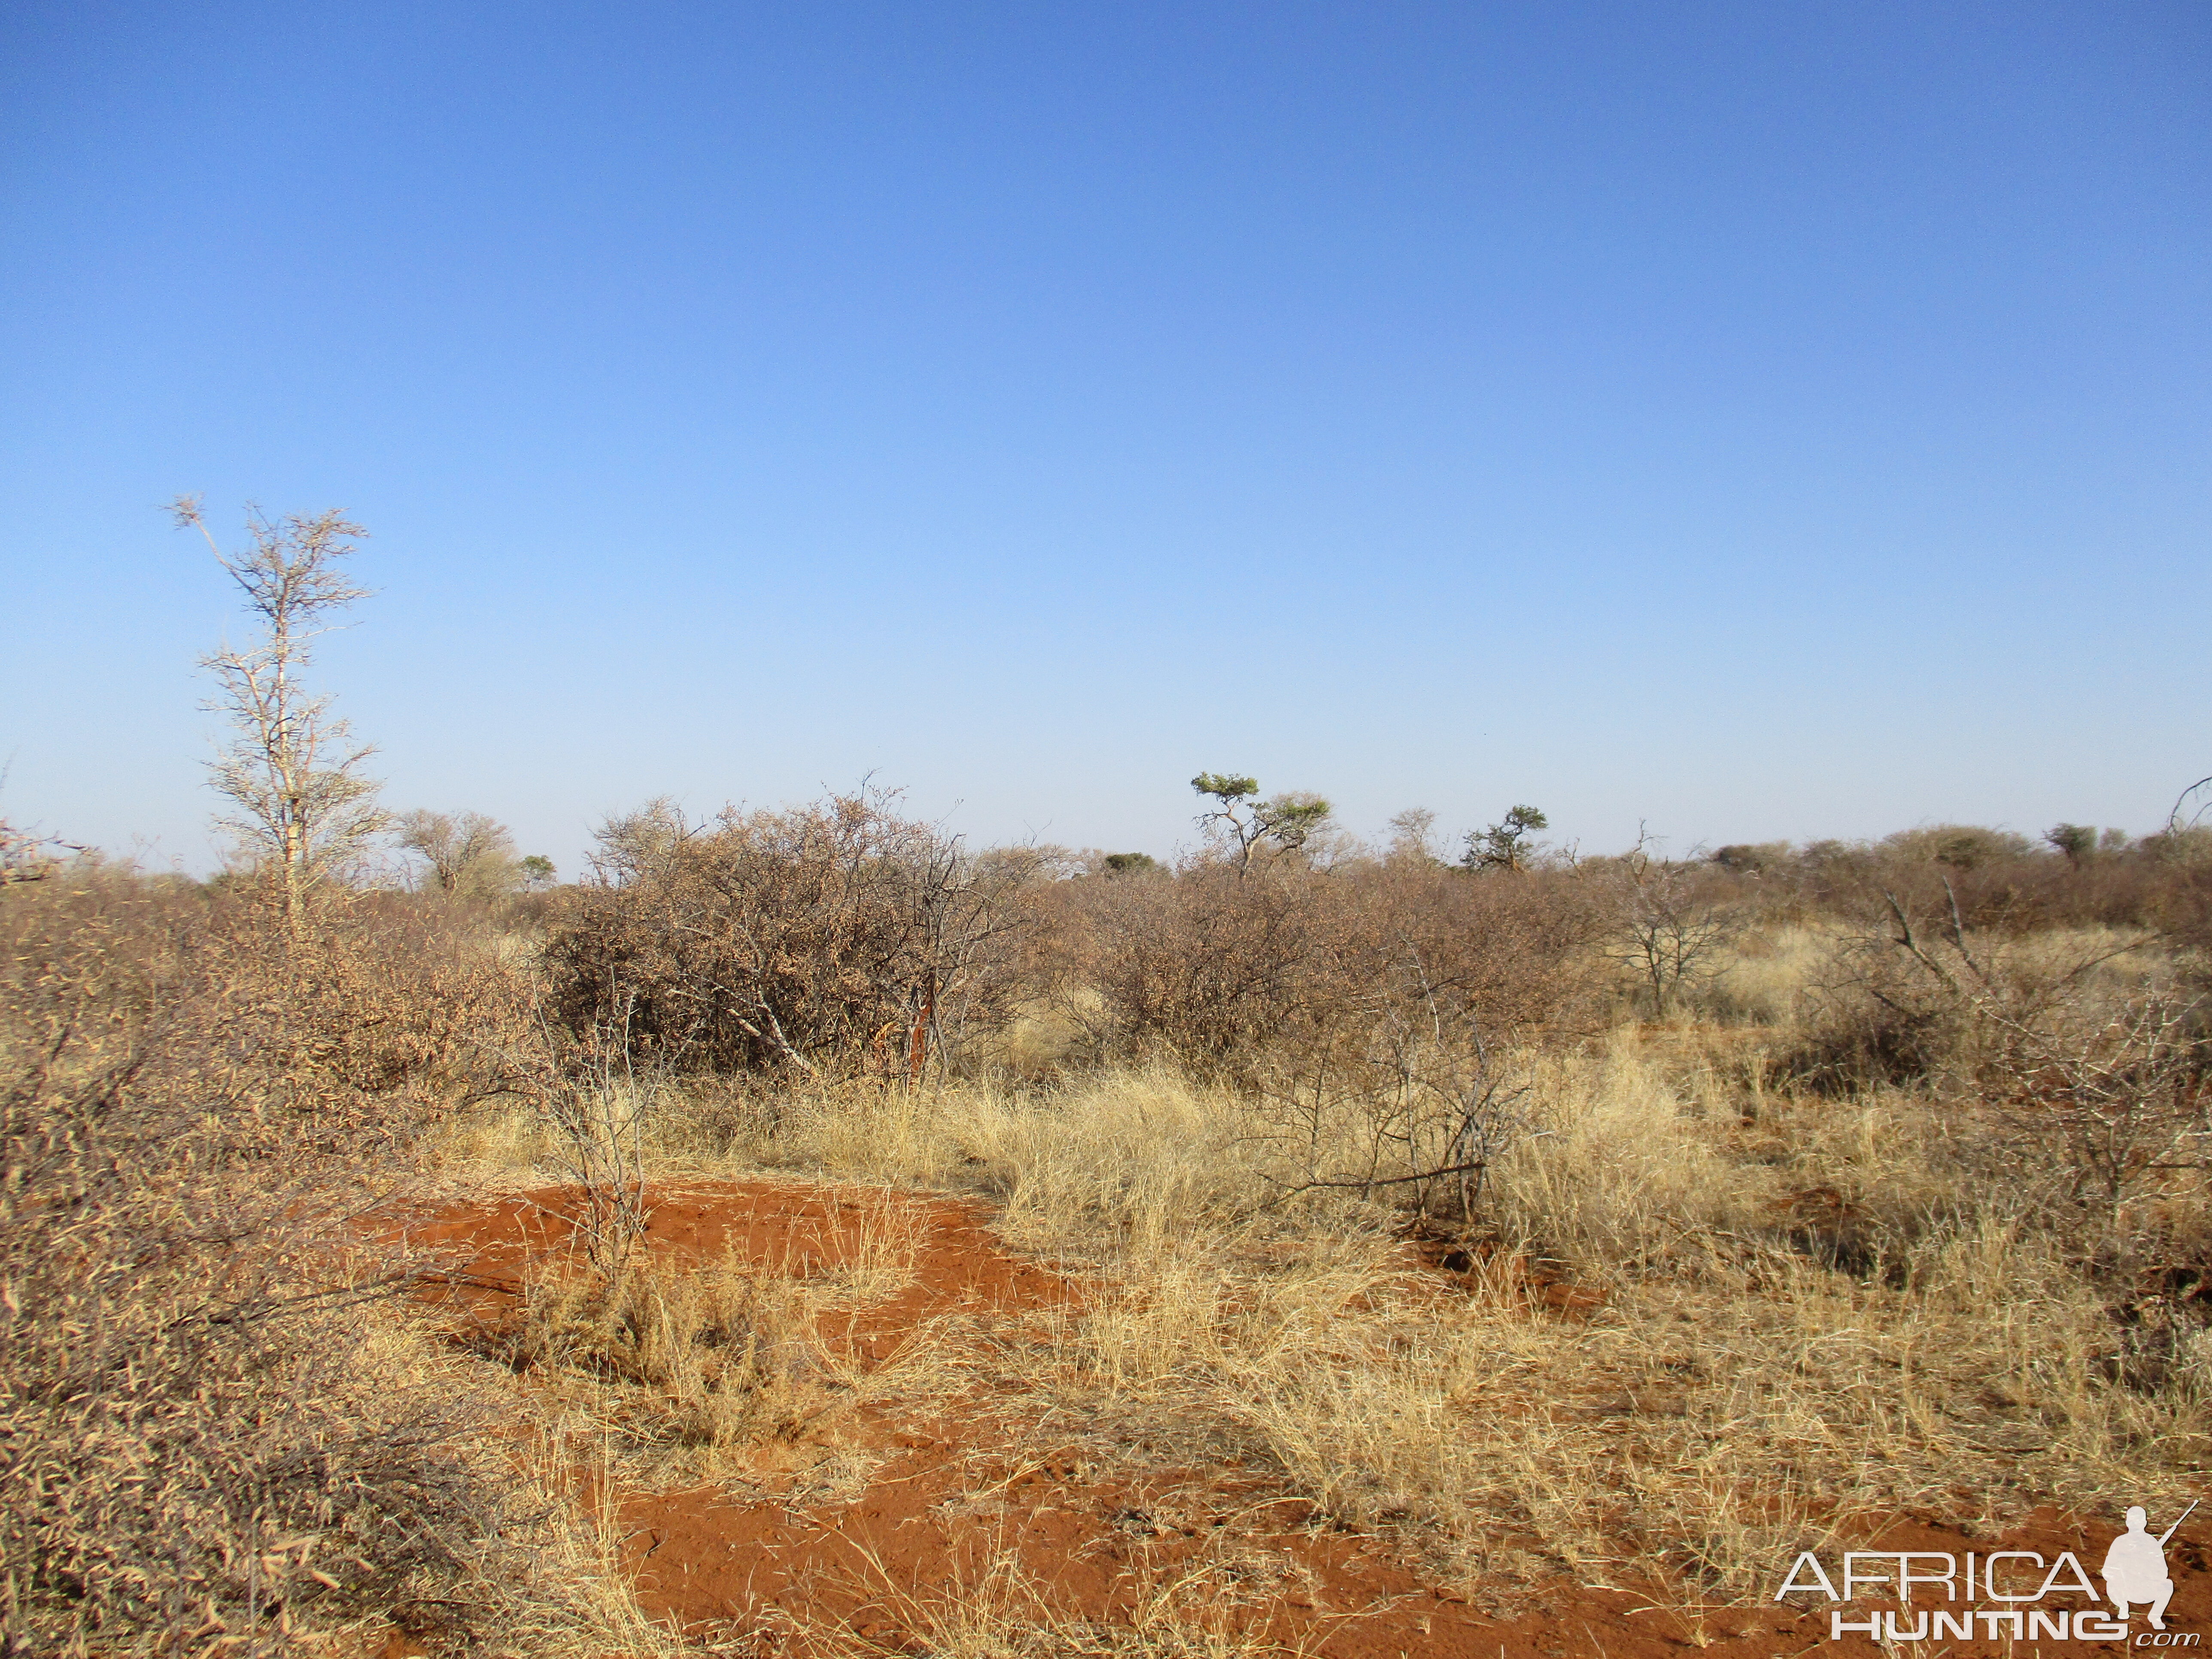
3 2 2206 875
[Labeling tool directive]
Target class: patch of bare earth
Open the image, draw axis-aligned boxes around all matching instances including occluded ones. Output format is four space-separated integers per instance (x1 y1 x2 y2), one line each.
372 1181 2194 1658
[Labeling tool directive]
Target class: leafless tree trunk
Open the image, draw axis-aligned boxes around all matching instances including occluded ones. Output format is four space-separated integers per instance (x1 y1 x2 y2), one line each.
172 498 387 936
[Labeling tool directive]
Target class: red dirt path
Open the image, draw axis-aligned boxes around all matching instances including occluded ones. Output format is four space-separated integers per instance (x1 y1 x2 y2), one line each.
379 1181 2206 1658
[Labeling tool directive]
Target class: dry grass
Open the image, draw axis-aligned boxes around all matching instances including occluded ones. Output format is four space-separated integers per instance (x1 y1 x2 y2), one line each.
780 1520 1338 1658
603 1016 2212 1610
1691 923 1835 1027
493 1252 824 1461
466 1206 984 1500
385 914 2212 1624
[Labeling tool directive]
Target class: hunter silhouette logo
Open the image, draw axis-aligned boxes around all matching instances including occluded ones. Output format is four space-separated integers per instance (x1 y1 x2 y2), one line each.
1775 1500 2200 1644
2108 1501 2195 1631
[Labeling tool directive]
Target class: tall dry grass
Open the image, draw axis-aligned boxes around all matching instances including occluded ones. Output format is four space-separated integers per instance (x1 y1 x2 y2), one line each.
547 987 2209 1611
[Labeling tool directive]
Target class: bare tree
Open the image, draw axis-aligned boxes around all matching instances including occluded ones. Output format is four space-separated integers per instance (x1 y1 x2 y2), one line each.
1262 947 1538 1223
2172 776 2212 835
396 809 519 898
885 833 1043 1081
1601 831 1741 1016
171 498 386 933
526 1001 656 1270
0 809 78 887
1386 807 1441 865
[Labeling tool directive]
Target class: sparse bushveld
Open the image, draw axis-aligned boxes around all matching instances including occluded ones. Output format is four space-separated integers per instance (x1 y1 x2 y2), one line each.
5 793 2211 1653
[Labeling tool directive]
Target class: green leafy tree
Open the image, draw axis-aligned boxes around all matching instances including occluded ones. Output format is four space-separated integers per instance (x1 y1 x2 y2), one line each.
2045 823 2097 865
1462 805 1548 873
519 854 558 891
1711 841 1790 875
1191 773 1334 875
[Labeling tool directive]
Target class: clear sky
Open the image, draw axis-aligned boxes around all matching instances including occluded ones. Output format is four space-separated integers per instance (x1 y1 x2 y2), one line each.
3 2 2206 875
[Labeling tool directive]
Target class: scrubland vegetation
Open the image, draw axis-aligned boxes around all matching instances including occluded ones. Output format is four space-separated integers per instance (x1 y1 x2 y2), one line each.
7 786 2212 1654
6 502 2209 1653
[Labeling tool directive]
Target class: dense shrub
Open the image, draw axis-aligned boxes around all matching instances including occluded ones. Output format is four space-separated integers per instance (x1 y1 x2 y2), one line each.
0 874 555 1653
1758 829 2212 938
1049 855 1601 1075
543 792 1040 1079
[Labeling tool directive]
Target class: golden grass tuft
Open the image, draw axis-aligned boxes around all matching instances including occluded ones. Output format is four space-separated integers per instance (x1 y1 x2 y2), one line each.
494 1250 826 1469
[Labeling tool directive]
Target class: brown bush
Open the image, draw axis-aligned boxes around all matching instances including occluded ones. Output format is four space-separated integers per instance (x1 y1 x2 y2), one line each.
542 791 1038 1081
1051 855 1600 1076
1867 887 2209 1243
1751 830 2210 1097
0 872 566 1654
1752 829 2212 939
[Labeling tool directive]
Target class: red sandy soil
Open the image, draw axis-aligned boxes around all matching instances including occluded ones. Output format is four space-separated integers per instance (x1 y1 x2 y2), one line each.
377 1182 2208 1658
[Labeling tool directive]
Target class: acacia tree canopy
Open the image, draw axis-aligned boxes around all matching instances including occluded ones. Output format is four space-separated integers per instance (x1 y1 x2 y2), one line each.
1192 772 1334 873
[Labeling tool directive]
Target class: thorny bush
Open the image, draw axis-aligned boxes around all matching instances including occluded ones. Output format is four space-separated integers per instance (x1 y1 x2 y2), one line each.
1870 882 2212 1251
0 870 573 1655
1048 853 1600 1077
542 791 1039 1082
